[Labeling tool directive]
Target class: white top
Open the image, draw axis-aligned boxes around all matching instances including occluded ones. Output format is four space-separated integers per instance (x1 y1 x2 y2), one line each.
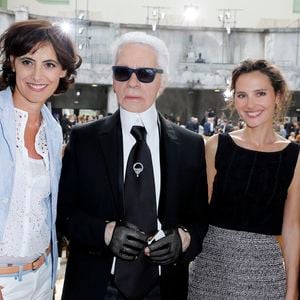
0 108 51 264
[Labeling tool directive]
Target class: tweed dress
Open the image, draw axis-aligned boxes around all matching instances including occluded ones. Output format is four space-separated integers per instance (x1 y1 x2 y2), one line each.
188 133 299 300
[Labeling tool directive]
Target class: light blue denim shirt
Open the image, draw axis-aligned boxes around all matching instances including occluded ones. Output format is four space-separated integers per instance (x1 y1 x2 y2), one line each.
0 87 63 286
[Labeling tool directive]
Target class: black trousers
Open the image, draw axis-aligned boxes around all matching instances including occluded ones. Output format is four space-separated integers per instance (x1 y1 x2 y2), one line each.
104 276 161 300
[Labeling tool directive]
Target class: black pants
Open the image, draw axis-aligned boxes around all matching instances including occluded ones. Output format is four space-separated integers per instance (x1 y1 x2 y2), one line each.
104 276 161 300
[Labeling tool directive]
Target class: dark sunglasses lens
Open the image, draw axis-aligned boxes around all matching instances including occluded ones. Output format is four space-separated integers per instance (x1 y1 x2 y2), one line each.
137 68 156 83
113 67 130 81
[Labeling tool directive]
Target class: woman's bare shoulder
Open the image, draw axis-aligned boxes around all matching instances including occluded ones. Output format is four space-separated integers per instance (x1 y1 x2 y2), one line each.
205 134 219 155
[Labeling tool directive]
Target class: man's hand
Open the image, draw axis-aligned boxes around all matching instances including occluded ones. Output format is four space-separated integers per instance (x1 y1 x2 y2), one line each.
107 221 148 261
147 228 182 265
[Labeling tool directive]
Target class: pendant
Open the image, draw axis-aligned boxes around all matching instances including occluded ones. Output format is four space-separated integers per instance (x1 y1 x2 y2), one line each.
133 162 144 177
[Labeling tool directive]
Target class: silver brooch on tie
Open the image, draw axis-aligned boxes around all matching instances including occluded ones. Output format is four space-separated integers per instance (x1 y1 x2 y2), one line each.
133 162 144 177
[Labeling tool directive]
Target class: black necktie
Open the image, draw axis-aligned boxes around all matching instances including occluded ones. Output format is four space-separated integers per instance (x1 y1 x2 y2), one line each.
114 125 159 299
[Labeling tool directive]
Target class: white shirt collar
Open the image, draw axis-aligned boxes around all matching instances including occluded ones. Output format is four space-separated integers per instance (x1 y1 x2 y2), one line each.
120 103 158 136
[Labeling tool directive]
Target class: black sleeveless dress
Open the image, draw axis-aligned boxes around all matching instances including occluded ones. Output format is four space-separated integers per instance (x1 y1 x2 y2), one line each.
188 133 299 300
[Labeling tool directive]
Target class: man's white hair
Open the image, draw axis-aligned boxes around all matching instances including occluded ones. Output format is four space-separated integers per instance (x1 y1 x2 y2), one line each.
111 31 170 75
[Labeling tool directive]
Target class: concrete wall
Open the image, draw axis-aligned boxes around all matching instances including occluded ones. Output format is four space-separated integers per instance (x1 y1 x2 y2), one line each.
6 0 300 28
73 24 300 92
1 10 300 90
0 9 14 28
1 10 300 121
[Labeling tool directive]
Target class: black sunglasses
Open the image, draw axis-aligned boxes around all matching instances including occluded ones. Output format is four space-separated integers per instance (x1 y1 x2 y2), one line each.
112 66 163 83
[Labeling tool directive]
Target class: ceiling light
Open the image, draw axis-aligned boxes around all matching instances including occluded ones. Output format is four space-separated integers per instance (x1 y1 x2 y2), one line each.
78 13 85 20
59 22 71 33
184 5 198 22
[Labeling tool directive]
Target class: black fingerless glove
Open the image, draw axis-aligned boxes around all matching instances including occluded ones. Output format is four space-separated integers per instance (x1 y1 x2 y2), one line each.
148 228 182 265
108 221 148 261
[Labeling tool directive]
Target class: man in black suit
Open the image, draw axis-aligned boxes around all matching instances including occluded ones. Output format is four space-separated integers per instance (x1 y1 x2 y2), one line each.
57 31 208 300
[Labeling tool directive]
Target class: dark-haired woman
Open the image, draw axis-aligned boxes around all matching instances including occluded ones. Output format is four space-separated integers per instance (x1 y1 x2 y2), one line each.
0 19 81 299
189 59 299 300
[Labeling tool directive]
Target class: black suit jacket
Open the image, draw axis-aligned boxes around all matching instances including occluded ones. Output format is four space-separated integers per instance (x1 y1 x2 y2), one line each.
57 110 208 299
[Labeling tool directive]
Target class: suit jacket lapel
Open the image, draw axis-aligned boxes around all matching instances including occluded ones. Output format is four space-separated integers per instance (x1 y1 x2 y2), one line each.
96 110 124 218
94 111 181 221
158 114 180 222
